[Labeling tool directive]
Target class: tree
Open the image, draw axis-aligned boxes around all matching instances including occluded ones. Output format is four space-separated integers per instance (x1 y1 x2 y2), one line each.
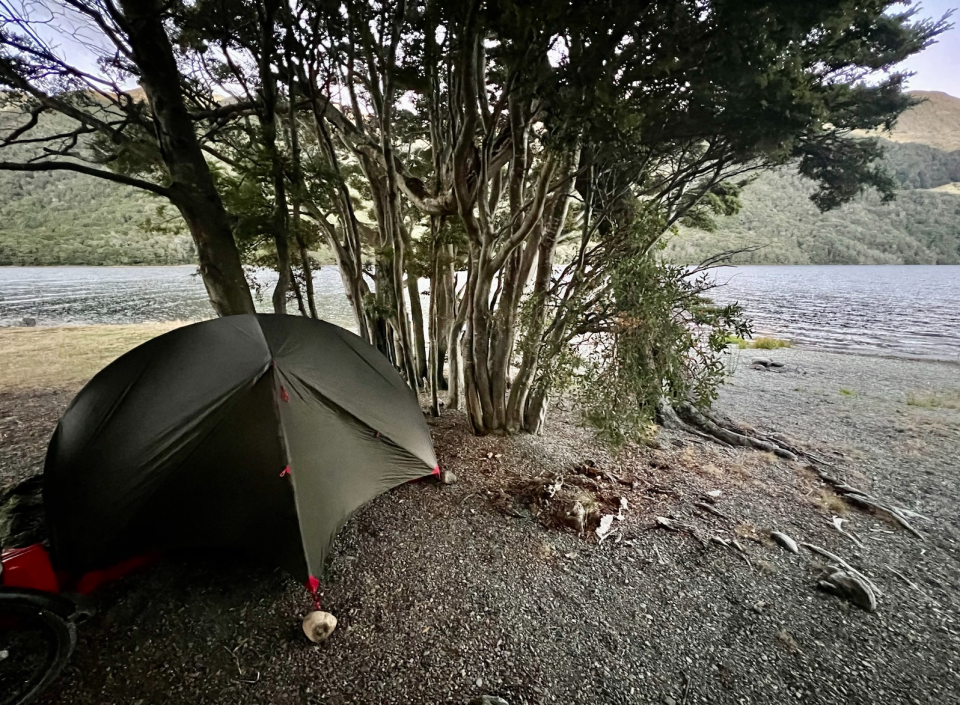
0 0 254 315
280 0 944 437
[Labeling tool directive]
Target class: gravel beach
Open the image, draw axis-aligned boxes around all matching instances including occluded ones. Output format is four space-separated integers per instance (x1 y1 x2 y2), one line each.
2 348 958 705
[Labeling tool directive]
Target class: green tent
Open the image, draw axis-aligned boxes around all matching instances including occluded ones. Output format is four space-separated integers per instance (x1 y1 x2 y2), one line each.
43 315 438 588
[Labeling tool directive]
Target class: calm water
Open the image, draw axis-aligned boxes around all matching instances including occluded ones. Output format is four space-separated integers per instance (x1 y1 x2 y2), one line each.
0 265 957 361
706 265 960 361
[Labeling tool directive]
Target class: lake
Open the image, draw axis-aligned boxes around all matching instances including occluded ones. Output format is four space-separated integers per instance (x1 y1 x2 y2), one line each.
0 265 957 362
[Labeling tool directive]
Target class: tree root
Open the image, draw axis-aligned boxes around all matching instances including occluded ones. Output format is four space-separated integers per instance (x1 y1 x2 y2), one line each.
671 402 797 460
814 469 927 541
799 542 883 597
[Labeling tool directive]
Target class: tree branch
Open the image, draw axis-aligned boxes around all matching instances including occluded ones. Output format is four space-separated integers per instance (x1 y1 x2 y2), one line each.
0 161 169 196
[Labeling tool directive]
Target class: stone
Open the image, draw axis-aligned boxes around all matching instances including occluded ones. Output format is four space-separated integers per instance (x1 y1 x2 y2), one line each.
20 317 36 327
751 358 772 367
441 470 458 485
469 697 509 705
302 611 338 643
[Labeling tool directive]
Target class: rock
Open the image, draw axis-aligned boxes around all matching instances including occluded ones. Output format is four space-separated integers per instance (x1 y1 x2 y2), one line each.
771 531 799 554
751 357 773 367
663 696 677 705
469 697 509 705
441 470 458 485
819 570 877 612
302 611 337 643
20 317 36 327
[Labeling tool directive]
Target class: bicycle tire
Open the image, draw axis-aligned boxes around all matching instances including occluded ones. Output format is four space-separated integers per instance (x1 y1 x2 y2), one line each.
0 595 77 705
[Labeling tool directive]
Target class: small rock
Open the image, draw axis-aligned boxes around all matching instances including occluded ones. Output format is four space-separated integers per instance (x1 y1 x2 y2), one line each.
771 531 799 554
441 470 458 485
20 317 36 327
663 696 677 705
751 357 772 367
469 697 509 705
819 570 877 612
302 610 337 643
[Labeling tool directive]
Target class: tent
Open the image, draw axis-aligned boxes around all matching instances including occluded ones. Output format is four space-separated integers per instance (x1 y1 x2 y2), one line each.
43 314 438 590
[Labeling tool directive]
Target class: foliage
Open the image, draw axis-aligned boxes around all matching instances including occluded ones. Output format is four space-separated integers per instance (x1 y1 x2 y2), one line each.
574 253 750 448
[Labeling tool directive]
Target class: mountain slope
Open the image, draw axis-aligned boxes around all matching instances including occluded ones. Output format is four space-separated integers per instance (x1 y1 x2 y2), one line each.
868 91 960 152
664 90 960 265
0 104 195 266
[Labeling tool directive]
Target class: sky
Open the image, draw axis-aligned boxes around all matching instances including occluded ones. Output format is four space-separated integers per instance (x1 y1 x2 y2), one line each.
897 0 960 96
21 1 960 98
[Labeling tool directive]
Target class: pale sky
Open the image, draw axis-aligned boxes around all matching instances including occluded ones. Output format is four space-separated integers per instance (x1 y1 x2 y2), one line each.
24 1 960 99
898 0 960 96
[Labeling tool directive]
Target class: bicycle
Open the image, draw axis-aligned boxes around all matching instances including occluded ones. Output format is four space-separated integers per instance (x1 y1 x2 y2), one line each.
0 585 78 705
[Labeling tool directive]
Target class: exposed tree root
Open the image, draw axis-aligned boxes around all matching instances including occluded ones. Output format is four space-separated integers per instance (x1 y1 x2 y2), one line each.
669 402 797 461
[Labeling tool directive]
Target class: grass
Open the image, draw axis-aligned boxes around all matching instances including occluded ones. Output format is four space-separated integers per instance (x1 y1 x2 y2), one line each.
905 390 960 410
725 335 792 350
0 323 189 390
839 388 855 396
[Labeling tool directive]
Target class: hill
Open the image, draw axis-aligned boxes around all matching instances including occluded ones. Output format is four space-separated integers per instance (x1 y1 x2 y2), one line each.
0 105 195 266
867 91 960 152
664 91 960 265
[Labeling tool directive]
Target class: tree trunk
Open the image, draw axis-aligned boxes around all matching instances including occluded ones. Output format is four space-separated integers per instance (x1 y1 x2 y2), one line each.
119 0 253 316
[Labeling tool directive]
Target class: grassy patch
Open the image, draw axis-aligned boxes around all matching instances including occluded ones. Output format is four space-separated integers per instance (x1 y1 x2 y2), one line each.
0 323 189 390
906 390 960 410
839 388 855 396
725 335 792 349
751 336 792 349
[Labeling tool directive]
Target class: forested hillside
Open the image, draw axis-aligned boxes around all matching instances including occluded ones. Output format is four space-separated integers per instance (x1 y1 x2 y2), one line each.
665 91 960 265
2 91 960 266
0 104 195 266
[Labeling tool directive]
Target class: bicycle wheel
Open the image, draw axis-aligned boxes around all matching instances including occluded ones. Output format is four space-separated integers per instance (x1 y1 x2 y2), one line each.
0 593 76 705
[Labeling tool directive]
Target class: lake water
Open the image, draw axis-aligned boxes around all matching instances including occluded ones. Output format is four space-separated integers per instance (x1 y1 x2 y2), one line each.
0 265 957 361
706 265 960 362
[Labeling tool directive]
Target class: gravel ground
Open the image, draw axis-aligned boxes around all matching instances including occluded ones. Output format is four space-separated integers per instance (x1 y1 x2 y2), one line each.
2 349 958 705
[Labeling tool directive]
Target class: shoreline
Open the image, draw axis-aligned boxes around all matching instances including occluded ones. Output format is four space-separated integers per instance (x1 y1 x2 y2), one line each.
2 322 956 370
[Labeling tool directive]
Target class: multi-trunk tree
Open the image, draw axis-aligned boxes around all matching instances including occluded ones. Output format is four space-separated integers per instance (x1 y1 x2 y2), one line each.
0 0 946 441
